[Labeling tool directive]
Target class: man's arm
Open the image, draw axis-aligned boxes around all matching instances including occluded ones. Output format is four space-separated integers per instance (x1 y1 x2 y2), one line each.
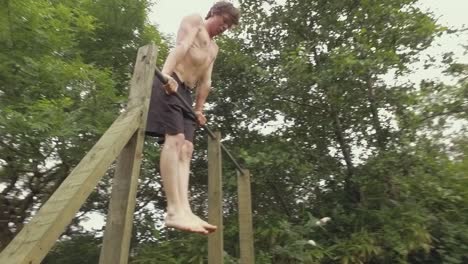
194 58 216 113
162 14 203 75
193 55 217 126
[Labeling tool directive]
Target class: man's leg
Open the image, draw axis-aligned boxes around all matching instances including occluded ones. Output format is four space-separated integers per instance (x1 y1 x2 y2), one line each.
160 133 208 234
177 140 193 211
178 140 217 232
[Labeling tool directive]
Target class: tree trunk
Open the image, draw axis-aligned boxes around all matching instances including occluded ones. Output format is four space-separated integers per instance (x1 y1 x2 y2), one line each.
366 76 387 150
328 99 360 204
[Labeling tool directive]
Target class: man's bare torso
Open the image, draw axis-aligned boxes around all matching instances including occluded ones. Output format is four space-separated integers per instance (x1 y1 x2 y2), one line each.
175 23 218 88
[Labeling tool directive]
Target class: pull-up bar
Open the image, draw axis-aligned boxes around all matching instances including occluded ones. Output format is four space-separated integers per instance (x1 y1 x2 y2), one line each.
154 69 245 174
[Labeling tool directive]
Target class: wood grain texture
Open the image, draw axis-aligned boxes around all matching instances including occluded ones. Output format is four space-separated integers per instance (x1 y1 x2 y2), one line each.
0 106 142 264
238 169 255 264
208 131 224 264
99 44 157 264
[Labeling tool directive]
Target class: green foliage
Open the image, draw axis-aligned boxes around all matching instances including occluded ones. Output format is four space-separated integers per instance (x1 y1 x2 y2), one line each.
1 0 467 263
0 0 169 253
43 235 101 264
203 0 467 263
130 231 238 264
253 214 329 263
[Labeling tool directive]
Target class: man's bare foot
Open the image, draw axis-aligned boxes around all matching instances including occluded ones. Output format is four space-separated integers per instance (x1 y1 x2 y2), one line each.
188 212 217 233
165 212 209 235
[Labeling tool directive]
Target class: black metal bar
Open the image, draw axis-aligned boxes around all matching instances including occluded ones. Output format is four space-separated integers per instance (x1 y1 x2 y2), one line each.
221 144 245 175
154 68 245 174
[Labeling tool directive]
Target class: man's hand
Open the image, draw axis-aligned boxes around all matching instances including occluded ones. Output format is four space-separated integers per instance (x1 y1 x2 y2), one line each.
194 111 207 126
163 74 178 94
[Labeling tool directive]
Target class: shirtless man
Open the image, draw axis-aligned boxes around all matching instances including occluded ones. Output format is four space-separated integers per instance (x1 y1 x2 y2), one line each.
146 2 240 235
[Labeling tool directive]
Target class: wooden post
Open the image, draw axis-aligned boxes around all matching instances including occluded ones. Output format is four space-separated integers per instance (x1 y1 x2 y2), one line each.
0 107 143 264
238 169 254 264
208 131 223 264
99 44 157 264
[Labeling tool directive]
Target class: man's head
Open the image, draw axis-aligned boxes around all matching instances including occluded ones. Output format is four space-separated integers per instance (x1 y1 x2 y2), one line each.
205 1 240 37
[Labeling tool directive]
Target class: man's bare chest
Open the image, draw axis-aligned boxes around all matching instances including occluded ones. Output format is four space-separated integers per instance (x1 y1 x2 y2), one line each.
187 30 216 65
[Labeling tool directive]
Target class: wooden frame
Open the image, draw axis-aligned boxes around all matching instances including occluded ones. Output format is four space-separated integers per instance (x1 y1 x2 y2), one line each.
0 44 157 264
208 131 224 263
0 44 255 264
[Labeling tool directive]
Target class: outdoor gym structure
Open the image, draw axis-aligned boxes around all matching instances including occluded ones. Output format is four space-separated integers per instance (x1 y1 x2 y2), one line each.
0 44 255 264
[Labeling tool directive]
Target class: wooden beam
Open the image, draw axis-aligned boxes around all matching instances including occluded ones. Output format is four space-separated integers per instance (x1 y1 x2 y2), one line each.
0 107 143 264
208 131 223 264
99 44 157 264
238 169 255 264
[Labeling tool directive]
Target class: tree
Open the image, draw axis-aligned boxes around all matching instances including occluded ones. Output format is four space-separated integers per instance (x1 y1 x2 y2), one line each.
186 0 467 262
3 0 467 263
0 0 169 251
42 234 101 264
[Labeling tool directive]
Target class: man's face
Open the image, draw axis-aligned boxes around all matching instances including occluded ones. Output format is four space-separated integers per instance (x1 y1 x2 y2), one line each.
210 13 234 36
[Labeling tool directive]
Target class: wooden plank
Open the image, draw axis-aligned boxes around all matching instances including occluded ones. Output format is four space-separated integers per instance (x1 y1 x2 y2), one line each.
208 131 223 264
238 169 255 264
0 107 143 264
99 44 157 264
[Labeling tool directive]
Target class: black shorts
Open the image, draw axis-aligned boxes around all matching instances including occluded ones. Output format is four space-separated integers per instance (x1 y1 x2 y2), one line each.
145 73 196 143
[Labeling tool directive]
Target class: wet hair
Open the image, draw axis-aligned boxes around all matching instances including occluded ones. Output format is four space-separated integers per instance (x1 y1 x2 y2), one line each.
205 1 240 26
